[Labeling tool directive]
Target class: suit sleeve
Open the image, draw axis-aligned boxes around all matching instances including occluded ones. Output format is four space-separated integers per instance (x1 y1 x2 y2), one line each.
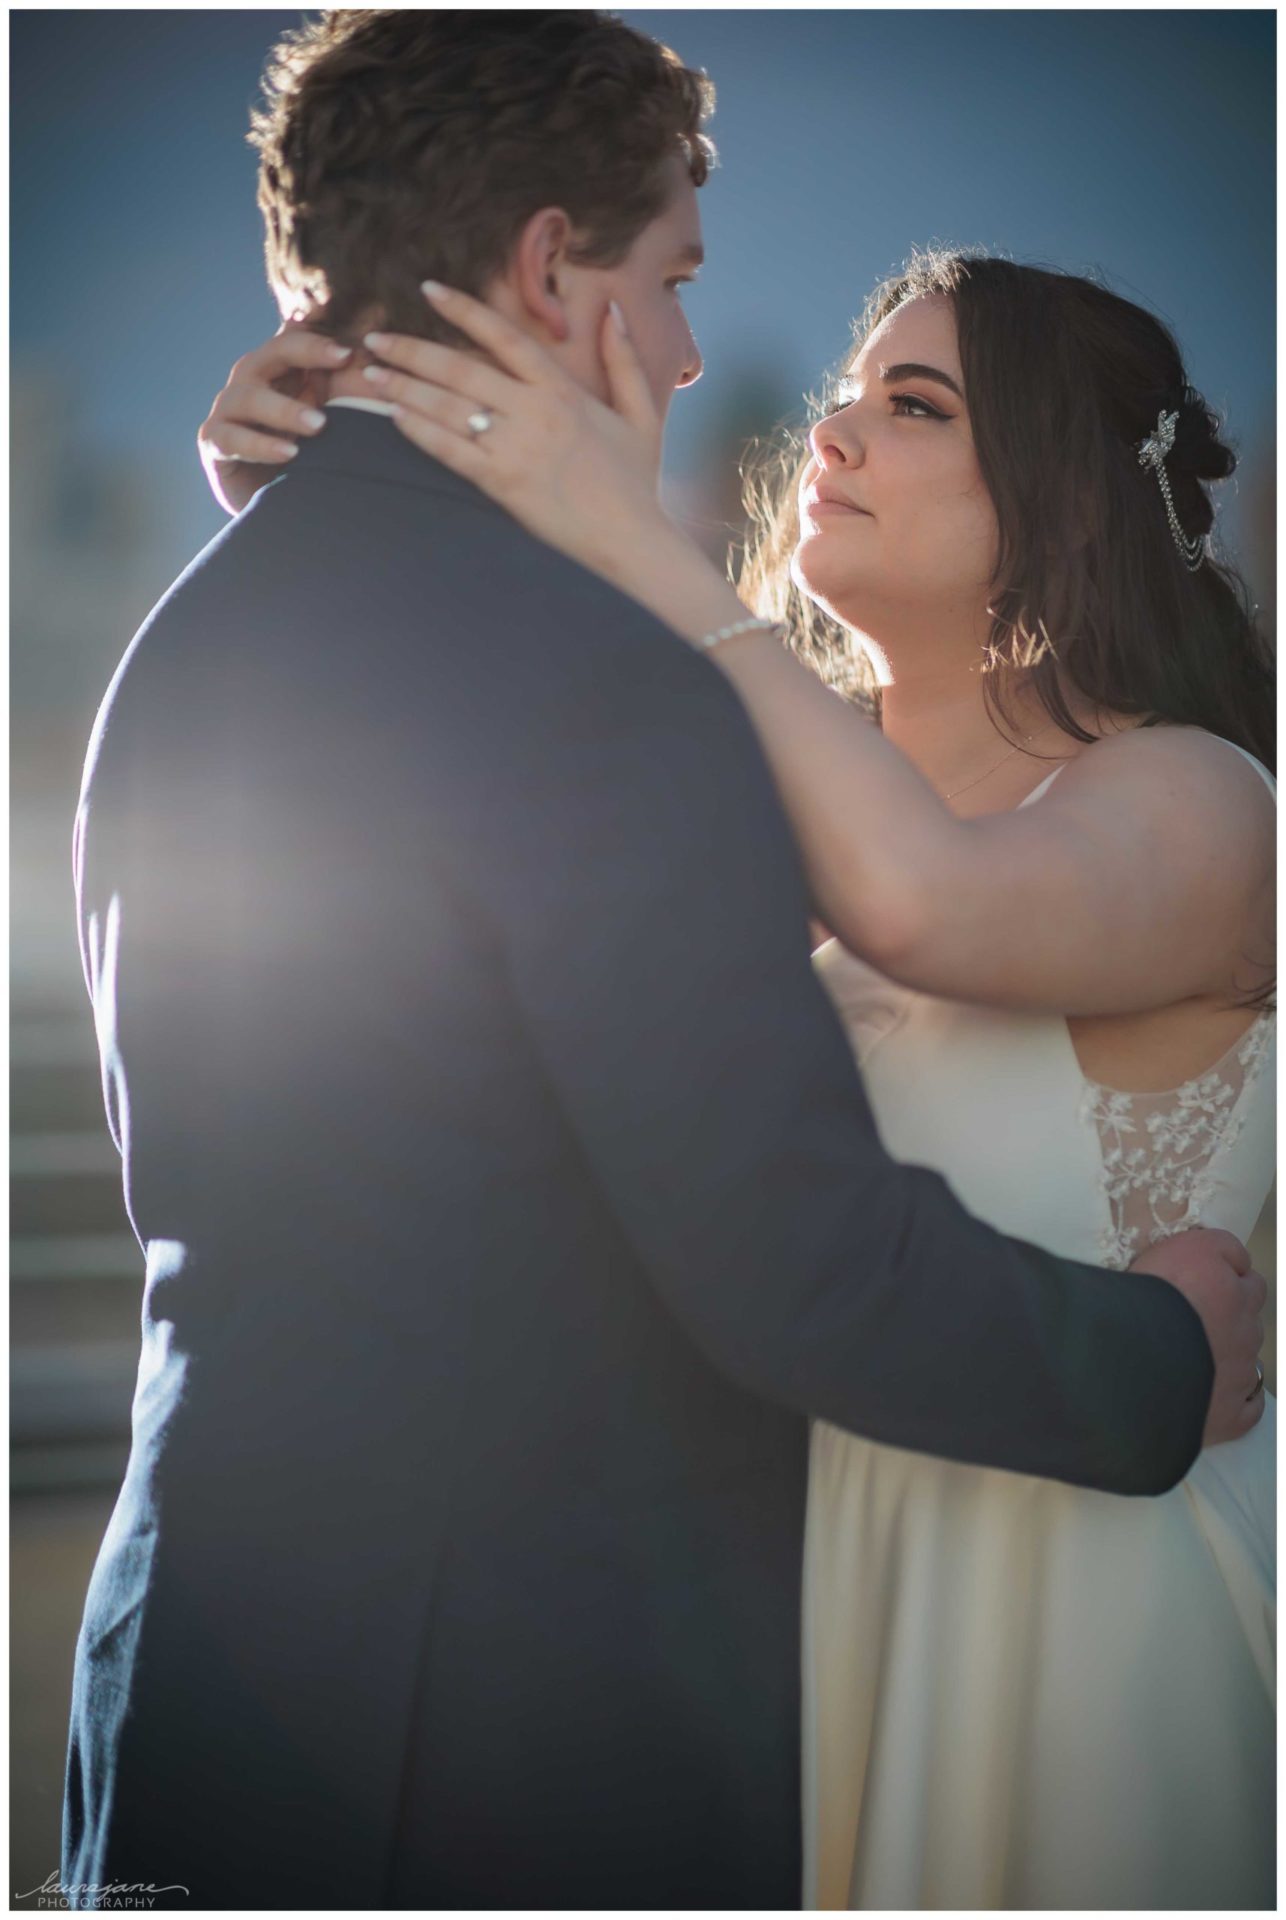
440 543 1214 1496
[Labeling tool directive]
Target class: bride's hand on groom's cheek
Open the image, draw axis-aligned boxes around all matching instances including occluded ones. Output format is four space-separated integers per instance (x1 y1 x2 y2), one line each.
198 323 353 516
365 282 674 588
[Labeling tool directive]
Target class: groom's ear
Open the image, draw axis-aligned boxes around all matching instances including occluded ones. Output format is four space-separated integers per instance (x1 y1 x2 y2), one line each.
505 206 576 344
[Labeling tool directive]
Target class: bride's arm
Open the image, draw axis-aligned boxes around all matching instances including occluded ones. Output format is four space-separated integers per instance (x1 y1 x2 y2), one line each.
653 522 1272 1016
364 285 1273 1020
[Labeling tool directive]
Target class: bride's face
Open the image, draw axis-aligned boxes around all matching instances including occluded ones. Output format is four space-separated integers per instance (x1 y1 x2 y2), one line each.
792 294 999 637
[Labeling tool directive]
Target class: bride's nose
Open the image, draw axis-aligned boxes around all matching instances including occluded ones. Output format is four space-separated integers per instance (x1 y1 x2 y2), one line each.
809 411 864 471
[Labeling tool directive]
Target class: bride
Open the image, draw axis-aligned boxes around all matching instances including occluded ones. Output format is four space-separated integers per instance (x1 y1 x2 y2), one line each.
199 248 1274 1907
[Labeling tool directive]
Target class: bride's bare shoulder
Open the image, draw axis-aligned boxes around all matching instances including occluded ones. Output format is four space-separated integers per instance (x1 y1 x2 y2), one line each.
1049 724 1274 988
1051 720 1274 843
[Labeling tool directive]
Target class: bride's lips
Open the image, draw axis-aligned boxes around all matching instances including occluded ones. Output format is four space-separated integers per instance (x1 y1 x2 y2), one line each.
802 488 870 519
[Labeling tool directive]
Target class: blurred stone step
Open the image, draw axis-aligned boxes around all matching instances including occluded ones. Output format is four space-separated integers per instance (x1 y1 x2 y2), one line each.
11 1169 125 1240
11 1272 142 1350
10 1015 96 1070
11 1440 130 1494
10 1233 141 1284
11 1130 118 1177
10 1062 105 1134
11 1340 138 1443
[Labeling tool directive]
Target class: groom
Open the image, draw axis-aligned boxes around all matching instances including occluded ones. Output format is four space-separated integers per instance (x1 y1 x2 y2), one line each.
65 12 1261 1910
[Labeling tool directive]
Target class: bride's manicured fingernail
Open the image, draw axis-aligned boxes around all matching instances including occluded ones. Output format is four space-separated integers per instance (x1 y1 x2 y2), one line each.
327 343 352 361
362 365 391 384
301 408 327 429
609 299 628 336
363 331 388 351
421 280 448 301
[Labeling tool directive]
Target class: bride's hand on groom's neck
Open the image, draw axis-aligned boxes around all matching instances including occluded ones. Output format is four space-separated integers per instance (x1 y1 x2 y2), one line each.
198 324 352 516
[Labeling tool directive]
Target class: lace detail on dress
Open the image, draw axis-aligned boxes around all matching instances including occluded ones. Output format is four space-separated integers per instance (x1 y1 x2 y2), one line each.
1080 1015 1275 1269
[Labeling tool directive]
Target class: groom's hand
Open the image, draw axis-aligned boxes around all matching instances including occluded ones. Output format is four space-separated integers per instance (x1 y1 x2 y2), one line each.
1129 1228 1267 1445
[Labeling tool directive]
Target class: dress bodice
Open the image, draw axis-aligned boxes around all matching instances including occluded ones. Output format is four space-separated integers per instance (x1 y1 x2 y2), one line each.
812 752 1276 1269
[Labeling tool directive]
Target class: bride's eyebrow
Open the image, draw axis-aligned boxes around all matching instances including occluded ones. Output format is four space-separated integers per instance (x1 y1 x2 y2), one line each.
877 360 964 401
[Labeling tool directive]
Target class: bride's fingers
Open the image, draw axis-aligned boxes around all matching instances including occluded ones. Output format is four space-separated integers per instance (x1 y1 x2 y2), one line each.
199 421 301 466
368 370 498 442
361 331 513 411
231 328 351 386
600 301 661 440
389 401 493 489
214 380 328 440
420 281 570 390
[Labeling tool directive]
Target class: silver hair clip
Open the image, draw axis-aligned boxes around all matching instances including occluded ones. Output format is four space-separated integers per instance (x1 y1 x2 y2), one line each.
1137 409 1208 572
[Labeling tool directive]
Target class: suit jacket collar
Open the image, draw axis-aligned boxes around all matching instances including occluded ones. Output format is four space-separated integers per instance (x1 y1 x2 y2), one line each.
288 402 508 518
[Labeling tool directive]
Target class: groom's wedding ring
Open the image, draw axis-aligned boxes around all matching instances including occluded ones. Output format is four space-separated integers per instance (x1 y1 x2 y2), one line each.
1247 1362 1265 1400
466 409 494 440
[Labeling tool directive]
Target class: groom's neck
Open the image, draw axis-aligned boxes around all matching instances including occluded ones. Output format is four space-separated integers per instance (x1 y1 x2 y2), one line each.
328 343 393 405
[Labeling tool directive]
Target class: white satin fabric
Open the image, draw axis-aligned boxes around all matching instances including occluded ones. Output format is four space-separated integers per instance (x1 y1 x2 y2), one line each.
802 740 1275 1909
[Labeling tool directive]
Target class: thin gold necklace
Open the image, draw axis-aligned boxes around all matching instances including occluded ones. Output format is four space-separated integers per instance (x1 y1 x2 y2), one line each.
943 735 1032 802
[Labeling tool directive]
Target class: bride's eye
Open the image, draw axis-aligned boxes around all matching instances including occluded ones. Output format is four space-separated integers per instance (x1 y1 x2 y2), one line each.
890 393 947 421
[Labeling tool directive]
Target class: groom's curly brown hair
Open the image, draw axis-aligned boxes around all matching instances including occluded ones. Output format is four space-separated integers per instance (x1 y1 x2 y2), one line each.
249 9 716 342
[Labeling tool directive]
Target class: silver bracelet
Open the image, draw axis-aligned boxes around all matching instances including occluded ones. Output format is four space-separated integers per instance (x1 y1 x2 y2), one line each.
694 615 781 652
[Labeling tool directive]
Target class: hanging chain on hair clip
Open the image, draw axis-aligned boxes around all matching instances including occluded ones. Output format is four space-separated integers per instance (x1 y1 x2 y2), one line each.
1136 409 1209 572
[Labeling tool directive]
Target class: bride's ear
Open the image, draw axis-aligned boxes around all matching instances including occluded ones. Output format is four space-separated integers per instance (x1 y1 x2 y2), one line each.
506 207 575 344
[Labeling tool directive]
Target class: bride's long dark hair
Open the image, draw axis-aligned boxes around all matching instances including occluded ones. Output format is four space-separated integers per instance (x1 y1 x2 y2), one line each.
739 249 1275 774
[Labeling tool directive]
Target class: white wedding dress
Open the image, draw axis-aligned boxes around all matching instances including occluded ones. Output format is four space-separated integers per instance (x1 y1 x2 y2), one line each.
802 739 1275 1910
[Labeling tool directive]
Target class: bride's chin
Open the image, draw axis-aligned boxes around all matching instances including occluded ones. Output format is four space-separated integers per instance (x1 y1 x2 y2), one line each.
790 545 858 622
788 540 826 600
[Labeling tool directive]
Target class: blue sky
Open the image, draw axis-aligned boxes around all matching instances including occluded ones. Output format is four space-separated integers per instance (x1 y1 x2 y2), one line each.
11 9 1275 564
